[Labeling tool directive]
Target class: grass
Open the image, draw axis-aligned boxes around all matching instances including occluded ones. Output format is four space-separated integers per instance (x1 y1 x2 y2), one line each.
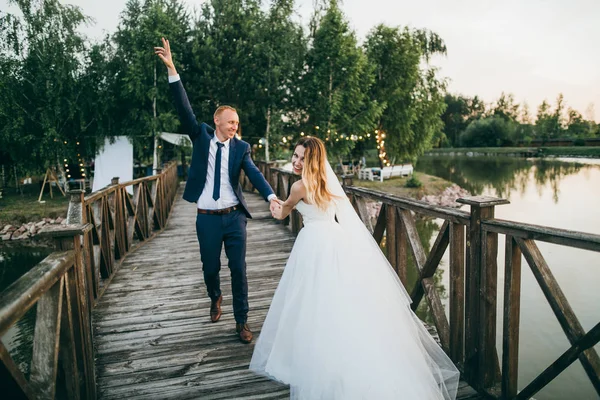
426 146 600 157
0 187 69 226
537 147 600 157
352 172 453 199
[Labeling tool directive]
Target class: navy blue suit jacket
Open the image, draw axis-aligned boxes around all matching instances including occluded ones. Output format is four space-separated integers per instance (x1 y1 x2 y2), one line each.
169 79 274 218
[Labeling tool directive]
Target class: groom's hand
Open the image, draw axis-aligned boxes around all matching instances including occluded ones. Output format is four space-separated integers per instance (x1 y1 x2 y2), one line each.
269 198 283 213
154 37 177 76
270 198 283 219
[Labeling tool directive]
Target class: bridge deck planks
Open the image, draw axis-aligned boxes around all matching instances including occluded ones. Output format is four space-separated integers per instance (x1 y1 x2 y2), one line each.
94 188 482 399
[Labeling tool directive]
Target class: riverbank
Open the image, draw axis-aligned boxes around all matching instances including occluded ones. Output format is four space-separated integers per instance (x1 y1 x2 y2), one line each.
0 190 70 242
352 172 470 220
424 146 600 158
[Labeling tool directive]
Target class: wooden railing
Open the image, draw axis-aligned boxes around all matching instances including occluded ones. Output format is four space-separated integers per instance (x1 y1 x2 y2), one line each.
75 162 178 304
254 162 600 400
0 162 179 399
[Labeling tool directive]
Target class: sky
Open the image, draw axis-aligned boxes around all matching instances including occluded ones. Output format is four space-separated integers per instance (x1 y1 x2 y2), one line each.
2 0 599 121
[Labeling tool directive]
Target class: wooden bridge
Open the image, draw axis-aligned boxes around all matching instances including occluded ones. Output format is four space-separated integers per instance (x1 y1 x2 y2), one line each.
1 162 599 399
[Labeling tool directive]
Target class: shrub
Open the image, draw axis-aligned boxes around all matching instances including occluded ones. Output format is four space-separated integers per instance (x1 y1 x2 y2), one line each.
405 175 422 188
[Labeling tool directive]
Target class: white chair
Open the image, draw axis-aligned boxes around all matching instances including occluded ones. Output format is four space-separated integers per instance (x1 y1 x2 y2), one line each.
379 164 414 182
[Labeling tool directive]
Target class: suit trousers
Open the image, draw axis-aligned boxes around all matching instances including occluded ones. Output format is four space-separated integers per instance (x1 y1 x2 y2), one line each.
195 209 248 324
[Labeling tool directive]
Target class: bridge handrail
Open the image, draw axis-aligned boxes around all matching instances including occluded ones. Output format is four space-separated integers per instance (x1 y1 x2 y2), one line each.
254 161 600 400
0 162 180 399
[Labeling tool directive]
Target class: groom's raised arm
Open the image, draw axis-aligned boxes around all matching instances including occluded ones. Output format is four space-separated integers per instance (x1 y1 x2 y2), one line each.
169 78 202 142
155 37 201 142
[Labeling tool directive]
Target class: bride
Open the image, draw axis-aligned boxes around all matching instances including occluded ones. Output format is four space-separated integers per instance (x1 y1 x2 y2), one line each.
249 136 459 399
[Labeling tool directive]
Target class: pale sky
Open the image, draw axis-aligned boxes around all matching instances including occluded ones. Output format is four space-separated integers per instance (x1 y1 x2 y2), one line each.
2 0 599 121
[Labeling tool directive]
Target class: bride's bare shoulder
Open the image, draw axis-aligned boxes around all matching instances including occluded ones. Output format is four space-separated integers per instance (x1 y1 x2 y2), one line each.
291 179 306 192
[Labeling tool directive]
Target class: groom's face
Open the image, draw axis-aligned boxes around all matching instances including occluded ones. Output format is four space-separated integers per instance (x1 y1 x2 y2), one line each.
214 109 239 141
292 145 305 175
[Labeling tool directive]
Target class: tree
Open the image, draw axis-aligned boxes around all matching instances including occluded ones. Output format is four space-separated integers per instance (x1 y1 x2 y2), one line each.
440 94 470 147
365 24 447 163
515 101 534 143
566 108 592 138
253 0 306 161
111 0 190 167
300 0 382 158
186 0 265 143
459 116 516 147
492 92 519 122
0 0 93 177
535 94 566 141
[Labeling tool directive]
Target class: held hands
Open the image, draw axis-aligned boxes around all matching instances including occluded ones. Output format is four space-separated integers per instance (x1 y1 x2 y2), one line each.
270 198 284 220
154 37 177 75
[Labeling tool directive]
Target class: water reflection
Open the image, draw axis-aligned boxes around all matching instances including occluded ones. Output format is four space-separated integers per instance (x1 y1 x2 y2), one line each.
411 155 600 400
415 156 595 202
0 245 51 378
381 216 447 325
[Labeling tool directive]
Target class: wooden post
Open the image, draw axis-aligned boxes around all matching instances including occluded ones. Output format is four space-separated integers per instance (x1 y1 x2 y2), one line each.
38 223 95 400
502 235 522 399
449 223 466 367
342 175 353 187
66 189 85 225
64 189 95 314
457 196 509 390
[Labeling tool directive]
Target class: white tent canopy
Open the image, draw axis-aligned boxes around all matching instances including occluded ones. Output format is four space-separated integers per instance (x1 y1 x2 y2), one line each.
92 133 190 193
92 136 133 194
159 132 191 147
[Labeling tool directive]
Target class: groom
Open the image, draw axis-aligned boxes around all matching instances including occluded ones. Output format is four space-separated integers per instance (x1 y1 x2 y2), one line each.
155 38 279 343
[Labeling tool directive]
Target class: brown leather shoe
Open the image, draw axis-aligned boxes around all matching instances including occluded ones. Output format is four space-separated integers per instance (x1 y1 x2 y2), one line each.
210 295 222 323
236 323 253 344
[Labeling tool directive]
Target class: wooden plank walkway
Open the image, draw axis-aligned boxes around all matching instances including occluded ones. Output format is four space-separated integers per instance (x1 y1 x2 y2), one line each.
93 187 483 399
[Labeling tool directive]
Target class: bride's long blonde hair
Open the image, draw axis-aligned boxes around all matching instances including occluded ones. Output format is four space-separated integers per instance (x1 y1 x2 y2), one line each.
295 136 336 210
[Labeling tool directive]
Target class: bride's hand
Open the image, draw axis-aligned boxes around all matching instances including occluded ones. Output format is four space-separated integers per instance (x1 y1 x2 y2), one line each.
271 203 284 220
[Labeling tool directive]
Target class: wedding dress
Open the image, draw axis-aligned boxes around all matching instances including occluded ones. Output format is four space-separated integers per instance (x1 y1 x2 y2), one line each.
249 163 459 400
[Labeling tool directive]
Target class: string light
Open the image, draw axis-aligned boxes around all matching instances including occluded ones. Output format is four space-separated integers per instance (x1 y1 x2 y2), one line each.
375 129 391 166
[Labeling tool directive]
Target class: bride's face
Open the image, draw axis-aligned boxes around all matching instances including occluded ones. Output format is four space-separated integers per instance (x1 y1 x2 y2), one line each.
291 145 305 175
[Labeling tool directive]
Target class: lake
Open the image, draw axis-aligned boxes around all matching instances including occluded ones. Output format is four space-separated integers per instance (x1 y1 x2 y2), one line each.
0 244 52 379
415 155 600 400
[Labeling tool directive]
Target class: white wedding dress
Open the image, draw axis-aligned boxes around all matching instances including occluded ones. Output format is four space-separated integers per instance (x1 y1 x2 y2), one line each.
250 166 459 400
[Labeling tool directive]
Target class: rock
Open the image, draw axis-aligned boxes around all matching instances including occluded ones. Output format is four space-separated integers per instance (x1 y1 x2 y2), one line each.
420 184 470 208
50 219 56 224
35 220 47 228
16 225 27 234
18 232 31 240
1 224 12 234
1 233 11 241
55 217 64 224
61 219 67 225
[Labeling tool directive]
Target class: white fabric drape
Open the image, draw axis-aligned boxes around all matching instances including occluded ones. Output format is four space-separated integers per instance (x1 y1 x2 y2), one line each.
92 136 133 194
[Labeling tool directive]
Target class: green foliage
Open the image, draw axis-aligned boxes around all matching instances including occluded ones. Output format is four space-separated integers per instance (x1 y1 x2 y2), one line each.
0 0 92 174
365 24 447 162
299 0 382 157
246 0 306 160
459 116 516 147
405 175 422 188
535 94 565 141
110 0 190 160
440 94 487 147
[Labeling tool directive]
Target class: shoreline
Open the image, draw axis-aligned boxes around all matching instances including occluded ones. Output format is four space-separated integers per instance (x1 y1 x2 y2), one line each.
424 146 600 159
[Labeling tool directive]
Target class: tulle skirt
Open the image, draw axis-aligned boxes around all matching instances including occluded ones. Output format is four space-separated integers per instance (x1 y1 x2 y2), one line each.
250 220 459 400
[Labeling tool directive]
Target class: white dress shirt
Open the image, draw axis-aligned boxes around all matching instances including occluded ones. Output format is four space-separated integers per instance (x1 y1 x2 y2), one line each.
196 135 239 210
169 74 277 208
